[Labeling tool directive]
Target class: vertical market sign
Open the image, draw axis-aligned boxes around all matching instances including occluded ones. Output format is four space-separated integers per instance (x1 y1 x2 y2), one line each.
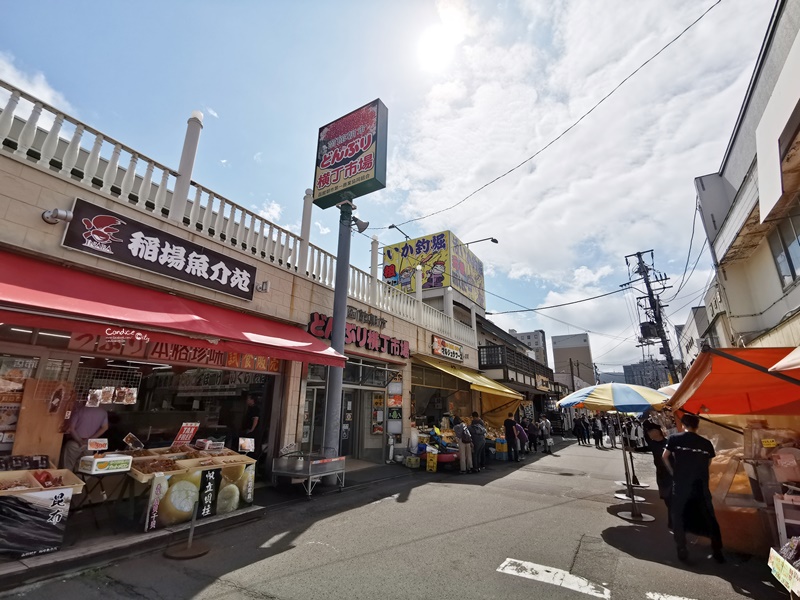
312 99 388 209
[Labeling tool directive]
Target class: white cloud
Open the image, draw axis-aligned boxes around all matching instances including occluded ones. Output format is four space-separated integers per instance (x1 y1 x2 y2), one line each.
220 159 229 167
258 200 283 223
253 152 262 164
314 221 331 235
386 0 771 367
0 52 74 122
206 106 219 118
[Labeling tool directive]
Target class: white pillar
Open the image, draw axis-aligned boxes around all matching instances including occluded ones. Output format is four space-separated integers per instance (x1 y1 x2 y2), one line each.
39 113 64 167
298 189 314 274
370 235 379 305
415 265 423 322
444 286 454 319
171 110 204 224
101 144 122 193
83 134 105 183
0 91 21 144
15 102 42 157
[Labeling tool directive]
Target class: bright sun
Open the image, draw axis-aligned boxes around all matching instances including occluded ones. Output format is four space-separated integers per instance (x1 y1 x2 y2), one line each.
417 24 463 73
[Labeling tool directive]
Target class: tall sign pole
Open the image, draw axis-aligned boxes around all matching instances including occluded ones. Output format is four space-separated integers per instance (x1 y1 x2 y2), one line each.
311 99 388 467
322 197 354 459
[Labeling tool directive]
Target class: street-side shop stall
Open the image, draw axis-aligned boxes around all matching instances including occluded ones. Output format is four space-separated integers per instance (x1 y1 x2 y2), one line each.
666 345 800 593
409 355 523 468
0 250 345 561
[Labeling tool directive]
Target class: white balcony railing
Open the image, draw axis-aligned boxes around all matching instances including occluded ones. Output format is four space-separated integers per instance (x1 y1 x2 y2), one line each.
0 79 477 348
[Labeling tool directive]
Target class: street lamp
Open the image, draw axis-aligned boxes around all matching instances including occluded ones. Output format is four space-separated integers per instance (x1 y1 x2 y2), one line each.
455 237 499 247
388 223 411 241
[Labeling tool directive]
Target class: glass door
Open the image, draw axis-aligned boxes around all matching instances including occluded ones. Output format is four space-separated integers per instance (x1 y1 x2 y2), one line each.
340 389 356 457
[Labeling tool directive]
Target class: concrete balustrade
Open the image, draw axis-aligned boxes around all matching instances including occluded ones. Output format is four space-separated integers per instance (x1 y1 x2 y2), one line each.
0 78 477 348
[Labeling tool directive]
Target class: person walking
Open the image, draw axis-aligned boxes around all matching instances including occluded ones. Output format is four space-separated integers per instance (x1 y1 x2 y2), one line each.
469 412 487 472
540 415 553 454
663 413 724 563
515 421 530 457
453 416 474 475
592 415 604 449
644 421 673 529
527 416 540 452
573 417 587 445
607 418 618 449
503 413 520 463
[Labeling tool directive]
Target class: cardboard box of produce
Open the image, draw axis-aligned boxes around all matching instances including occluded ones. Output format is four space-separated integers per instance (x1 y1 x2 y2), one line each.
78 453 133 475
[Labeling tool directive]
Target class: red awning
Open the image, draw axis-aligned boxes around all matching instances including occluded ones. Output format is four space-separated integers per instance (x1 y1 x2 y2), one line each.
669 347 800 415
0 250 345 367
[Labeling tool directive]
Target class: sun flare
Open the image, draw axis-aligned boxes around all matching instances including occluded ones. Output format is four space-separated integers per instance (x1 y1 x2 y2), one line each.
417 24 463 73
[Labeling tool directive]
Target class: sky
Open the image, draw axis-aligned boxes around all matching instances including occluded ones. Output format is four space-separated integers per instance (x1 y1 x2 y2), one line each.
0 0 776 373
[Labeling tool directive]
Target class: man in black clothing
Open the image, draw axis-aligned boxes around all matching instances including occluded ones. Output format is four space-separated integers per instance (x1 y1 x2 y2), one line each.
469 412 487 472
503 413 519 462
240 395 261 455
663 413 723 563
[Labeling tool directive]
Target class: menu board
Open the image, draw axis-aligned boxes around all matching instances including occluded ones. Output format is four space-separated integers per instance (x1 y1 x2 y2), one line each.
0 487 73 557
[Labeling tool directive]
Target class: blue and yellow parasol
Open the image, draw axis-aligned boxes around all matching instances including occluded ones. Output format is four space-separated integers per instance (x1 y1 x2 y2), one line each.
556 383 668 413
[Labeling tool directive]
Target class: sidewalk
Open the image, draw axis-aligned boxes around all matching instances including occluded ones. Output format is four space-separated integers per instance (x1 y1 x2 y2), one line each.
0 439 574 593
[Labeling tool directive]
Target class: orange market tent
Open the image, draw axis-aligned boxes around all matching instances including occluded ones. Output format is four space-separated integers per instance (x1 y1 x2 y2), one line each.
669 347 800 416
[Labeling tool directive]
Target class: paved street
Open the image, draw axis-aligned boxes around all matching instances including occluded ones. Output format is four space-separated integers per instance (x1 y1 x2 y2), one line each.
4 441 786 600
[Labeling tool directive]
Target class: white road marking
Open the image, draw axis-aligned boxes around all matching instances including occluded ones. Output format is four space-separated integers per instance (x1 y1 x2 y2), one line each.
645 593 698 600
497 558 611 599
370 493 400 505
258 532 290 548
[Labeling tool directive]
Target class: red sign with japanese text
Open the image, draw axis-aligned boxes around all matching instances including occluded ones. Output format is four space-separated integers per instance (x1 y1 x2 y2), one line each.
171 422 200 448
307 312 409 358
312 99 388 209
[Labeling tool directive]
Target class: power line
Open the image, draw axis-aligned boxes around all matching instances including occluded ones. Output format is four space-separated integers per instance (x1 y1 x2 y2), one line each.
370 0 724 230
486 288 625 314
667 203 699 301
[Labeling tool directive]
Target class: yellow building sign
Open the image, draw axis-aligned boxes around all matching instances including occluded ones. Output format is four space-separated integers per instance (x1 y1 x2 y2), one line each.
382 230 486 308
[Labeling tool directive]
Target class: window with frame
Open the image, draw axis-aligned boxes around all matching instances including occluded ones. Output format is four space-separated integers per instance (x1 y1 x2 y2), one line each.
768 209 800 288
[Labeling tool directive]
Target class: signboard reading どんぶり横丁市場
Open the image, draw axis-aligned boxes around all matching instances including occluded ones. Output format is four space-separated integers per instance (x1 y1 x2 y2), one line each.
312 99 388 209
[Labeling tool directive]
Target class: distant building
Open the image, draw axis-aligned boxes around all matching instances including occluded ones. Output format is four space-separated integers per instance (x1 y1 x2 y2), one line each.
508 329 547 366
552 333 594 383
678 307 711 368
623 359 675 389
597 371 626 384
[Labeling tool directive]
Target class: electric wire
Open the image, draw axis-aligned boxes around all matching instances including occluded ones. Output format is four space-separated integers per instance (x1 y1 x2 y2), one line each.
369 0 725 230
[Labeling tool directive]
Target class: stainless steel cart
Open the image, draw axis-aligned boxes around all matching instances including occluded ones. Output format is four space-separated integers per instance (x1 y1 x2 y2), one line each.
271 455 346 498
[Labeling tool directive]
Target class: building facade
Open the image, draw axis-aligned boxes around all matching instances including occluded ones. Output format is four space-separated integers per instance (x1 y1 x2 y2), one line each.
623 359 674 389
508 328 548 366
695 0 800 351
551 333 594 389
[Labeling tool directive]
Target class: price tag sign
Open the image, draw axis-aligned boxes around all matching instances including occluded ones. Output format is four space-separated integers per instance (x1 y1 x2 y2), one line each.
88 438 108 452
171 422 200 448
238 437 255 453
123 432 144 450
762 438 778 448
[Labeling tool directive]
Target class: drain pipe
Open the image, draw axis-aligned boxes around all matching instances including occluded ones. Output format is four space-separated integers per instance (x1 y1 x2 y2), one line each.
171 110 204 225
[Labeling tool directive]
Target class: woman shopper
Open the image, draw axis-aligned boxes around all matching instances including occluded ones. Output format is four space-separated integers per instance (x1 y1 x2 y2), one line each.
527 417 540 452
607 418 618 448
515 421 530 457
468 412 487 472
453 416 474 474
573 418 587 445
592 416 604 449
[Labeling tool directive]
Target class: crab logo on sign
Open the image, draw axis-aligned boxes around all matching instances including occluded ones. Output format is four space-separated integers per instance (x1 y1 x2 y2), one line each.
81 215 126 254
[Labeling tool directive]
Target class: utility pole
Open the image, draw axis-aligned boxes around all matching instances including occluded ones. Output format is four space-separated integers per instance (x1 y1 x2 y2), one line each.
632 251 680 384
569 358 576 392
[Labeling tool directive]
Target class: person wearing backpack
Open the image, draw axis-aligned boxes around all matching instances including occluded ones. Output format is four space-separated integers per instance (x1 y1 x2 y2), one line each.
453 415 474 474
469 411 487 472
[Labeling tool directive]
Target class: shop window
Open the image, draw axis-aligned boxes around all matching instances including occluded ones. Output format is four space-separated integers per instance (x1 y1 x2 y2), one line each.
307 364 326 382
42 359 72 381
441 373 459 390
411 366 424 385
423 369 443 388
343 361 361 384
769 212 800 288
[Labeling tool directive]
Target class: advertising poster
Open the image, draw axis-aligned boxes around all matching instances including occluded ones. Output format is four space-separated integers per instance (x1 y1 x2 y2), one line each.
0 487 73 557
145 464 255 532
312 99 388 209
382 230 486 308
171 422 200 447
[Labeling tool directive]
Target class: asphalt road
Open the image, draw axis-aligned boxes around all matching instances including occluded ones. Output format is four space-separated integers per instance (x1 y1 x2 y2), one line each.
4 441 788 600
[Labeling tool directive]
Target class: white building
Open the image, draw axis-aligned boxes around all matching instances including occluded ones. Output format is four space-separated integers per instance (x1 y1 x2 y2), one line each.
696 0 800 350
508 329 548 366
677 307 710 367
552 333 594 383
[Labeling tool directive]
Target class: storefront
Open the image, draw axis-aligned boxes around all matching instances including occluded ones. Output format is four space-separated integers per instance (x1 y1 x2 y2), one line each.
0 249 345 558
304 309 408 463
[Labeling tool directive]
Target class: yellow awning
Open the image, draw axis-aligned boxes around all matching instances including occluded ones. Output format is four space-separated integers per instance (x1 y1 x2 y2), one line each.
413 354 523 400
